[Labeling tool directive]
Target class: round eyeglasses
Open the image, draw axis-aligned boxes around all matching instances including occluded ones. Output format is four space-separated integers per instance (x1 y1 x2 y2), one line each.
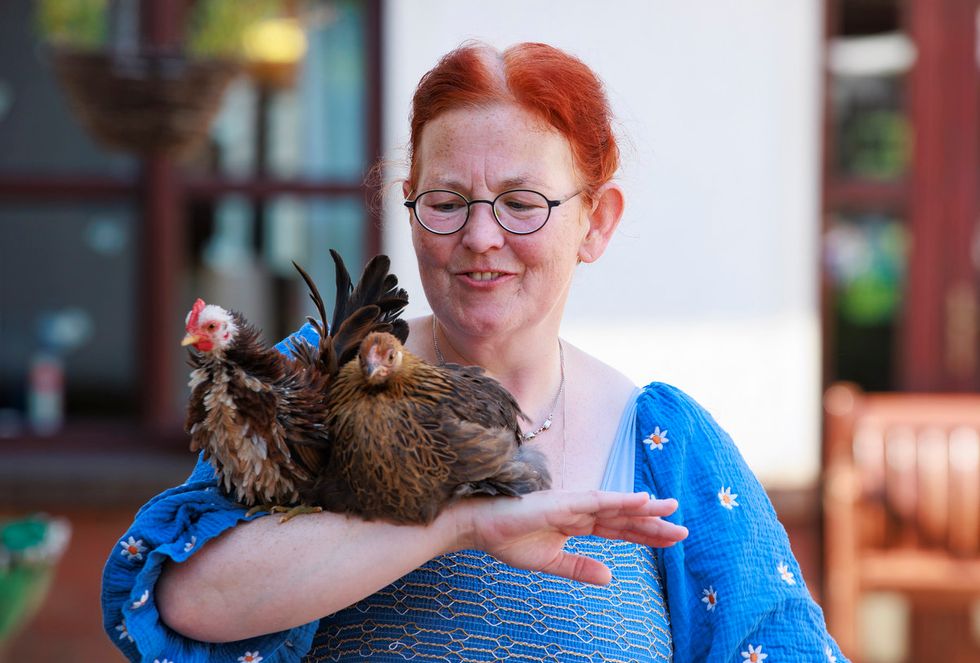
404 189 582 235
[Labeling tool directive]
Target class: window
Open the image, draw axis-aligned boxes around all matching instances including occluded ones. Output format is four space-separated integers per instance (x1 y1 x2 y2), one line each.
822 0 980 392
0 0 383 447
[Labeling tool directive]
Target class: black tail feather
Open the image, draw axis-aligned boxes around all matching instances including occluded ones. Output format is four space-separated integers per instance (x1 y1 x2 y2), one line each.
294 250 411 376
329 249 354 337
292 261 329 340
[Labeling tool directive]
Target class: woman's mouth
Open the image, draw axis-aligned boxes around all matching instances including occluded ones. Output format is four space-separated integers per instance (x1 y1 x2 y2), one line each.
468 271 502 281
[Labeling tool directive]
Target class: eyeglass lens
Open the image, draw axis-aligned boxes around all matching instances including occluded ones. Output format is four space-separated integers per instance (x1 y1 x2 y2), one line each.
414 190 551 234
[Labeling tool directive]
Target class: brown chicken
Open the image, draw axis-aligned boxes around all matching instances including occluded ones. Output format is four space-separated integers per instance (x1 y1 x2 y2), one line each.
311 331 552 524
181 252 409 519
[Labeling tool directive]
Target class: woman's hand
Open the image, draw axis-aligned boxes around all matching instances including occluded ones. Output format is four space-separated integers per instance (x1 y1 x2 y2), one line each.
444 490 687 586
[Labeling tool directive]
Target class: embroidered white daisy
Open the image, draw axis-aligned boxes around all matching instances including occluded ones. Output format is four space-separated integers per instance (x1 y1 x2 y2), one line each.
154 659 174 663
644 426 669 450
119 536 147 562
825 645 837 662
239 652 263 663
718 486 739 510
131 589 149 610
115 620 134 642
778 561 797 585
701 586 718 611
741 644 768 662
183 535 197 553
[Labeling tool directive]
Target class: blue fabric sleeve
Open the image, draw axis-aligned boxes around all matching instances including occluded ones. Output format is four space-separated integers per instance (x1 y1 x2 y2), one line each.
634 382 848 663
101 324 322 663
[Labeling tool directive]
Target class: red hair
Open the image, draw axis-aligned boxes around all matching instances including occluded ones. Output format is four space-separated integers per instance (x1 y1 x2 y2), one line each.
407 42 619 204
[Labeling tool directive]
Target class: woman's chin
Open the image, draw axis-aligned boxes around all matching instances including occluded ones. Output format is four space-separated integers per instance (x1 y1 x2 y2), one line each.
444 304 519 338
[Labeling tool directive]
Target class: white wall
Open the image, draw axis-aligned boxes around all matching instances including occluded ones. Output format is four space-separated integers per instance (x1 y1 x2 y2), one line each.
381 0 824 489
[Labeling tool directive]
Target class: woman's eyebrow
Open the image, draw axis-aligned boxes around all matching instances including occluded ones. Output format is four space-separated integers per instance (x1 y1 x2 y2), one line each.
420 174 541 193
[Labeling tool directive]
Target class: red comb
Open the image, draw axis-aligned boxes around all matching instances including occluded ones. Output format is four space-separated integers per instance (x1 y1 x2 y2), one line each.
186 298 206 330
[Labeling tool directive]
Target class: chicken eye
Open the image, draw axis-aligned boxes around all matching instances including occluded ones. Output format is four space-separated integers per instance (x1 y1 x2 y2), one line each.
207 323 217 330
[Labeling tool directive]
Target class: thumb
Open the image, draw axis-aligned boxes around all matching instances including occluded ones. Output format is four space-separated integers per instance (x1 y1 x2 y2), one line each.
544 552 613 586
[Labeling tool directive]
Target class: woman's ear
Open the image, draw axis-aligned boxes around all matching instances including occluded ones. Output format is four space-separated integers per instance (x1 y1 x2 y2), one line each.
578 181 625 263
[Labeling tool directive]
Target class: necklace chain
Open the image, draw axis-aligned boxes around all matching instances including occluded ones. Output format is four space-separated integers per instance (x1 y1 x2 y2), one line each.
431 316 565 442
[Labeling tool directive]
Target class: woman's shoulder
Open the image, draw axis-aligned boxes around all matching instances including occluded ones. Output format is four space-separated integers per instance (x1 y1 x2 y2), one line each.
636 381 705 416
563 341 637 409
633 381 729 451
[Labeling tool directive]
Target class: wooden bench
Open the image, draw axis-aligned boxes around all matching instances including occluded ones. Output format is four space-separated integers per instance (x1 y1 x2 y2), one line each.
822 383 980 660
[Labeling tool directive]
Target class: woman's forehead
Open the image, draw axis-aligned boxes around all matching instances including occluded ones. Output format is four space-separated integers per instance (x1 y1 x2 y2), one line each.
415 106 575 190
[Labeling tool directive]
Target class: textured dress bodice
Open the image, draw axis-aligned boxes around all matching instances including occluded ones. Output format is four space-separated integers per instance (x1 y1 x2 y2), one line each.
307 537 671 662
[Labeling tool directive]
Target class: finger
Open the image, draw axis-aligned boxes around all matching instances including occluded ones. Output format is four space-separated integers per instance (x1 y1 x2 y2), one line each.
593 514 687 536
592 525 688 549
594 497 679 519
557 491 676 518
544 551 613 586
592 518 689 547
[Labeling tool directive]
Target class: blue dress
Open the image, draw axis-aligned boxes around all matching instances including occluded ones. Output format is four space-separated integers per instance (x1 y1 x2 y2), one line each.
102 324 847 662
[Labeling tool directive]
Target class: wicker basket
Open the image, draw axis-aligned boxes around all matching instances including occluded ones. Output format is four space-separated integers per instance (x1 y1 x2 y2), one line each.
50 48 241 158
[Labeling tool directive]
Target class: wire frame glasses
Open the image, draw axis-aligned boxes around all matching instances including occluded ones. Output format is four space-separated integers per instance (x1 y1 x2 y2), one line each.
404 189 581 235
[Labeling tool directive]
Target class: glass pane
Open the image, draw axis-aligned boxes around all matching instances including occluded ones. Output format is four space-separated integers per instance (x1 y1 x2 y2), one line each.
184 194 366 370
0 0 137 176
0 202 139 435
831 74 910 182
828 1 912 183
824 211 908 390
202 0 368 181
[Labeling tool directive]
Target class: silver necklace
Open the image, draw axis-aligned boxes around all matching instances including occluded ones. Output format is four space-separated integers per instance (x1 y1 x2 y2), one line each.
431 316 565 442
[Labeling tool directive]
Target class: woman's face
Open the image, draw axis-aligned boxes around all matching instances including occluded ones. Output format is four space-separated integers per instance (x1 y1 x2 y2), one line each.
408 103 589 340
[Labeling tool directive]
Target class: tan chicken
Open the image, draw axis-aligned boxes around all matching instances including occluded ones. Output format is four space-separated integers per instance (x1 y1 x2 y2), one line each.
311 332 551 524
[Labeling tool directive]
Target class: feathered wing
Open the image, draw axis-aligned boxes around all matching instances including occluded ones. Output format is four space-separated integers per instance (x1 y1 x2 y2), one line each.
436 363 551 497
439 363 532 435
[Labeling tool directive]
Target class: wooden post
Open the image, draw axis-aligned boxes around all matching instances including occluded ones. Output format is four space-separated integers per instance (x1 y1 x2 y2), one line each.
822 383 861 658
138 0 186 431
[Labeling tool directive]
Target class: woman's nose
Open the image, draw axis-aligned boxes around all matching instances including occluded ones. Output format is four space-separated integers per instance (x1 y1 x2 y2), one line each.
460 201 506 252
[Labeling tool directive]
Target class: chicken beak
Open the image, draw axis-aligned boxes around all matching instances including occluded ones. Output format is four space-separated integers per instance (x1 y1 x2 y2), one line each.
362 347 387 382
366 360 383 380
181 333 201 347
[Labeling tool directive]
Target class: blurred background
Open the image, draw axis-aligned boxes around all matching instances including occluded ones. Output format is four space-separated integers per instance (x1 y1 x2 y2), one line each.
0 0 977 661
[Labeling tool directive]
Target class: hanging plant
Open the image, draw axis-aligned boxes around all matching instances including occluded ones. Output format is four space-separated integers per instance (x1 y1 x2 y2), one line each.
35 0 288 157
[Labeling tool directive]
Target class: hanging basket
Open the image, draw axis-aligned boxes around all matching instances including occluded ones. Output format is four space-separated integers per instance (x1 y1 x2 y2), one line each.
49 48 241 158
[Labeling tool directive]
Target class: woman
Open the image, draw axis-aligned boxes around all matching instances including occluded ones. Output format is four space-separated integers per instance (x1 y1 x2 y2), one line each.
103 42 846 662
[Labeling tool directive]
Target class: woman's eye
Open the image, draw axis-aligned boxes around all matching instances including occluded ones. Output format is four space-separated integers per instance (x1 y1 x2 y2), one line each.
431 202 463 212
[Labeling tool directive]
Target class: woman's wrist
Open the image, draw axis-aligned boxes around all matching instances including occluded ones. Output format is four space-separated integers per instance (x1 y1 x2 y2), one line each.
437 499 477 555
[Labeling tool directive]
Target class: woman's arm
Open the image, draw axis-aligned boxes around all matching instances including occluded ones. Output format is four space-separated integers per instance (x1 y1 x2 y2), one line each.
157 489 686 643
636 383 848 663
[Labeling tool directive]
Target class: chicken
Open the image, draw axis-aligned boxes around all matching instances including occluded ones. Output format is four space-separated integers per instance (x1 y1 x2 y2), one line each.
181 252 410 519
310 331 552 524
